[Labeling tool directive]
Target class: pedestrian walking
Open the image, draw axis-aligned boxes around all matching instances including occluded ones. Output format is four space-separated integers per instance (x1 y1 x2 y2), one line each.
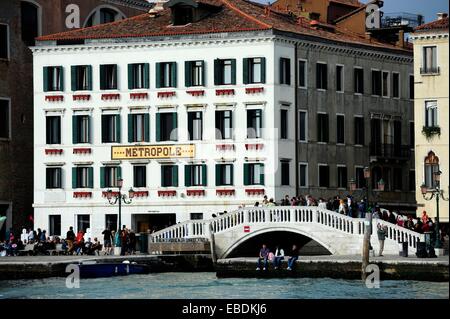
377 223 387 256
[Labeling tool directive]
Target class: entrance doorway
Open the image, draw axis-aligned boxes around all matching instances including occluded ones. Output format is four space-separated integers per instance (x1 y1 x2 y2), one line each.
132 214 176 233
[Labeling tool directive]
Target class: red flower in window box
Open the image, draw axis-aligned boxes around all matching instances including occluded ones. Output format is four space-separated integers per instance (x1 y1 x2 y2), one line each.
73 192 92 198
245 87 264 94
157 91 176 98
73 148 92 154
158 190 177 197
245 189 265 196
102 191 120 197
245 144 264 150
45 95 64 102
216 89 235 96
73 94 91 101
130 92 148 100
216 144 235 151
186 90 205 97
187 189 205 196
101 93 120 101
216 189 235 196
45 149 63 155
133 191 149 198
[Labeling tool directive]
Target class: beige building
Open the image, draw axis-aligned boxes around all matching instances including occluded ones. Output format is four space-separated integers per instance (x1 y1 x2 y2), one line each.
412 14 449 223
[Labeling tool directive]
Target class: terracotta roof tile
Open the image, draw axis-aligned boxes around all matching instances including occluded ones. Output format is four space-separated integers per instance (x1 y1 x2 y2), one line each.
415 17 449 32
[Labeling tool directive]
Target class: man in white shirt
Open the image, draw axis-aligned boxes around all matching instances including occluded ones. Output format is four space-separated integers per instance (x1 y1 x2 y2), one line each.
272 245 285 270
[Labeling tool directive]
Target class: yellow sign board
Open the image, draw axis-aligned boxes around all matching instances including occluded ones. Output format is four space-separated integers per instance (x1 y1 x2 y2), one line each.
111 144 195 160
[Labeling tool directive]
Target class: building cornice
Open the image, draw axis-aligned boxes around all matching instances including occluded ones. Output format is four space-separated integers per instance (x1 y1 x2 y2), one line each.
410 32 449 41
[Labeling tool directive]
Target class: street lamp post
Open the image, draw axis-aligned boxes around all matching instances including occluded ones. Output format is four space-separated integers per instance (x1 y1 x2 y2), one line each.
420 170 449 249
348 167 384 209
105 178 135 244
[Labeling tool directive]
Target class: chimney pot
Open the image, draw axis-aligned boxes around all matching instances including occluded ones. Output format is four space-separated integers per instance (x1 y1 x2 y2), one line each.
437 13 448 20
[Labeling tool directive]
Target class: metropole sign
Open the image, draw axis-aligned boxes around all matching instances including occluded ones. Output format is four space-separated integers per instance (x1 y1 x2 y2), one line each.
111 144 195 160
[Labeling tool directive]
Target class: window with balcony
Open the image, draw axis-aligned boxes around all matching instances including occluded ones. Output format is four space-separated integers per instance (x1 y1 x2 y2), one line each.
185 61 205 87
156 112 177 142
100 166 121 188
128 63 149 89
101 114 120 143
243 57 266 84
244 163 264 186
316 63 327 90
46 167 62 189
185 164 207 187
422 46 438 74
216 164 233 186
100 64 117 90
424 101 438 128
73 115 90 144
71 65 92 91
247 109 262 139
214 59 236 85
161 165 178 187
279 58 291 85
46 116 61 144
43 67 63 92
188 111 203 141
215 110 233 140
133 166 146 188
156 62 177 88
128 113 149 143
354 67 364 94
72 167 93 189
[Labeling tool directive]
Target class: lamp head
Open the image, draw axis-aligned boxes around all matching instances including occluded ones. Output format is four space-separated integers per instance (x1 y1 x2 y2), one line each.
420 183 428 195
129 188 135 199
117 178 123 188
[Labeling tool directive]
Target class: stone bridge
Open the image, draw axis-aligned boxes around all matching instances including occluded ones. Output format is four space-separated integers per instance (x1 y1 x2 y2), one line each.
149 207 424 258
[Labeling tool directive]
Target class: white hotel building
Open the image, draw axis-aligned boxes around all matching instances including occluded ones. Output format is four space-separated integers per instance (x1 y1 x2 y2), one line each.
32 0 414 239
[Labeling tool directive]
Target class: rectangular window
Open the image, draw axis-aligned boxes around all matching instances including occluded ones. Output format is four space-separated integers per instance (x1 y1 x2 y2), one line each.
216 164 233 186
394 167 402 191
72 115 90 144
188 111 203 141
71 65 92 91
128 113 149 143
316 63 328 90
190 213 204 220
214 59 236 85
49 215 61 236
46 167 62 189
409 122 415 148
161 165 178 187
244 163 264 185
46 116 61 144
185 61 205 87
77 215 90 233
185 165 207 187
281 161 290 186
43 66 63 92
128 63 149 89
279 58 291 85
409 170 415 192
425 101 438 127
336 65 344 92
247 109 262 139
382 71 389 97
318 165 329 188
354 117 365 146
133 166 146 188
372 70 382 96
243 58 266 84
0 24 8 59
409 75 414 99
299 163 308 188
100 64 117 90
0 99 10 139
156 112 177 142
392 72 400 98
354 67 364 94
105 214 118 232
422 46 438 73
299 110 307 142
336 114 345 144
280 109 288 139
298 60 306 88
157 62 177 88
73 167 93 189
101 114 120 143
102 166 121 188
215 110 233 140
337 166 347 189
317 113 329 143
355 167 366 189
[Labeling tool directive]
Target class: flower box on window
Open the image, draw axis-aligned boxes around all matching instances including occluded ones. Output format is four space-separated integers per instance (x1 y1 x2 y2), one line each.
422 126 441 140
101 93 120 101
158 190 177 197
216 189 235 196
216 144 235 151
45 149 63 155
157 91 176 98
102 191 120 197
130 92 148 100
187 189 205 196
73 148 92 154
186 90 205 97
45 95 64 102
73 192 92 198
245 87 264 94
73 94 91 101
133 190 149 198
245 188 265 196
245 143 264 150
216 89 235 96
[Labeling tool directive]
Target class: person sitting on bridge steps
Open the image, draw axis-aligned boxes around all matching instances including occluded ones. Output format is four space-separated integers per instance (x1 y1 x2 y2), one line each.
272 245 285 270
287 245 299 270
256 244 270 271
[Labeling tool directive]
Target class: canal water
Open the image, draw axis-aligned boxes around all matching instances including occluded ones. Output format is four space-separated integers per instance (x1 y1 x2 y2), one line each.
0 273 448 299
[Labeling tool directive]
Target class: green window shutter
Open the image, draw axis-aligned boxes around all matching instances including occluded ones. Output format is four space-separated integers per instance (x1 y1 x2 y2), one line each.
185 165 191 187
231 59 236 85
59 67 64 91
144 63 150 89
72 116 78 144
87 65 93 90
279 58 283 84
173 166 178 187
71 66 77 91
88 167 94 188
171 62 177 88
72 167 77 189
128 114 134 143
243 58 249 84
214 59 220 85
43 67 49 92
87 116 92 143
286 59 291 85
100 65 105 90
100 167 105 188
185 61 192 87
243 163 249 186
116 167 122 180
128 64 134 90
155 113 161 142
172 112 178 141
230 165 234 185
261 57 266 84
160 166 165 187
155 63 161 88
115 115 121 143
215 164 221 186
202 165 207 186
201 61 205 86
260 164 265 185
144 113 150 142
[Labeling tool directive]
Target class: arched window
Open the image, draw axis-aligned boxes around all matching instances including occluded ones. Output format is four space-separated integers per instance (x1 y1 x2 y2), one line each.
20 1 41 46
84 7 125 27
424 151 439 189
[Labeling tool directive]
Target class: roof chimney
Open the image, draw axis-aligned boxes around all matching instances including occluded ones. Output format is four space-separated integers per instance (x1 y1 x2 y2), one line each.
149 0 168 16
437 13 448 20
